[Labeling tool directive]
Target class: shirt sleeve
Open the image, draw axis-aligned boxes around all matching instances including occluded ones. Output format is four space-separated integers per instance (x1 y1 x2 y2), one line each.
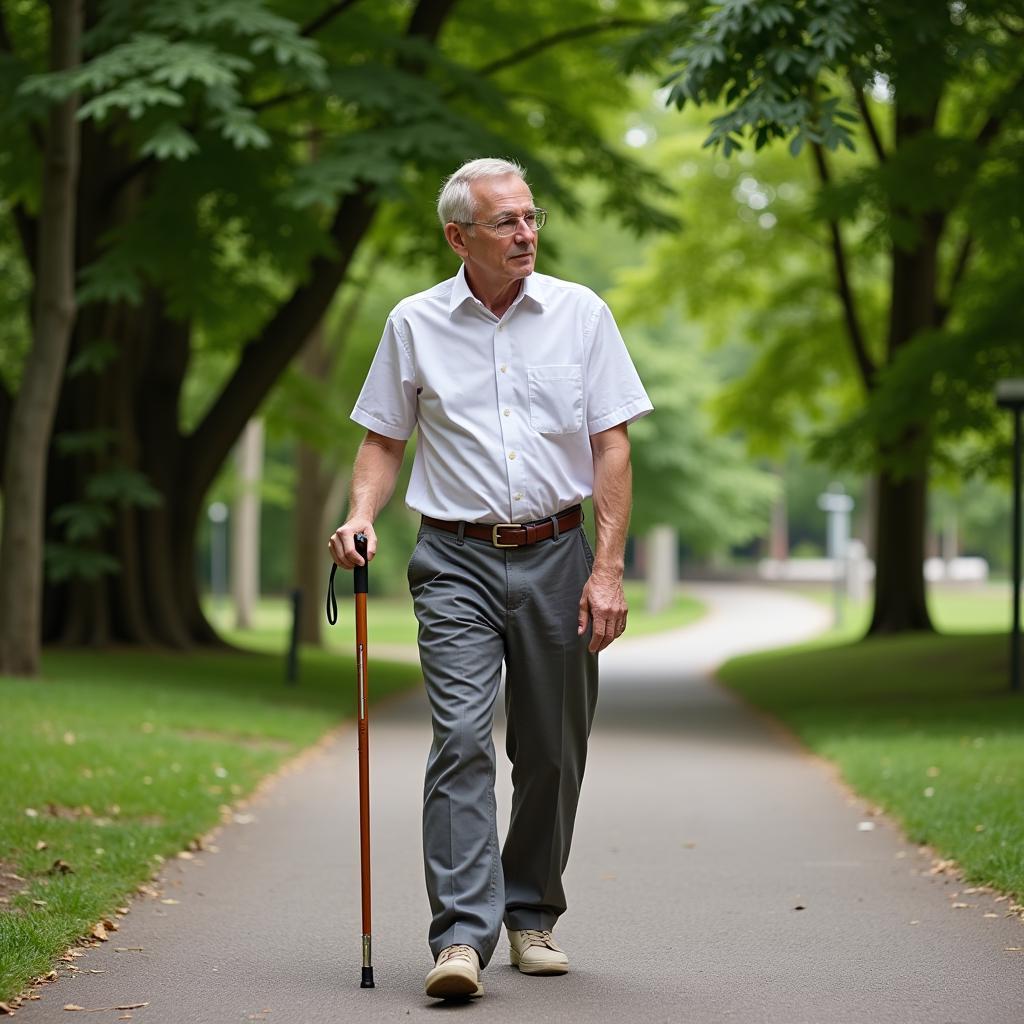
350 317 418 440
584 302 654 434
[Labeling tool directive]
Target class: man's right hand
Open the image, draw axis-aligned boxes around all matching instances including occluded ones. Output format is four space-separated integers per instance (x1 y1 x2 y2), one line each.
328 519 377 570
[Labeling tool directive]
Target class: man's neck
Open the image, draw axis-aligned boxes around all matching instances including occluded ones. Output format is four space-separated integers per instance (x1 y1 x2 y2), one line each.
464 267 524 319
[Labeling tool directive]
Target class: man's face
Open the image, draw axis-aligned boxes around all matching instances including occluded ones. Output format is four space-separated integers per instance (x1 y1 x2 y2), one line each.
450 174 539 288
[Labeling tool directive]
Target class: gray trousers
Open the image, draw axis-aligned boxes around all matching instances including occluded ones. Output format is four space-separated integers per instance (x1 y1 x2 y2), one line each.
408 521 599 968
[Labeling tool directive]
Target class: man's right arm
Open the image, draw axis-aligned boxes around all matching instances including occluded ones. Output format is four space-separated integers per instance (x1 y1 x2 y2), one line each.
329 430 407 570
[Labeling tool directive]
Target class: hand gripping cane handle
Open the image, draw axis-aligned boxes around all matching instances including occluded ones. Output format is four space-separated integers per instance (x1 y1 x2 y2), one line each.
325 536 368 625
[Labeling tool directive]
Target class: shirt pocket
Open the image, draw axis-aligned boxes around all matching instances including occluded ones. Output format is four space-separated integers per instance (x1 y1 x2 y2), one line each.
527 364 583 435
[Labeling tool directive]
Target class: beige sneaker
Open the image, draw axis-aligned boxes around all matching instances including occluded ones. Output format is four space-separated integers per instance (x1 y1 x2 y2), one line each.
425 944 484 1000
508 928 569 975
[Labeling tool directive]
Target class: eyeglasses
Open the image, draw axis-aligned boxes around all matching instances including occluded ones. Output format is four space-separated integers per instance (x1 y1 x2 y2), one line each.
460 208 547 237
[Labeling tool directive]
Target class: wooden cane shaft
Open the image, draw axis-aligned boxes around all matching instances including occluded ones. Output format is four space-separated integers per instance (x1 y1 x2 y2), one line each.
354 592 371 937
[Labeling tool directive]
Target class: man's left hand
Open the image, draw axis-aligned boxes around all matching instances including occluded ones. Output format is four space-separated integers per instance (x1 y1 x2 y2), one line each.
577 568 628 653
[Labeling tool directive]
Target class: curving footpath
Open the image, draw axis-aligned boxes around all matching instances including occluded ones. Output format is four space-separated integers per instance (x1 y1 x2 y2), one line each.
15 584 1024 1023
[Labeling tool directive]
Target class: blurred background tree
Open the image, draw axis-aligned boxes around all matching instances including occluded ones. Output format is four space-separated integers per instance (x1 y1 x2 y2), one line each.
628 0 1024 634
0 0 672 663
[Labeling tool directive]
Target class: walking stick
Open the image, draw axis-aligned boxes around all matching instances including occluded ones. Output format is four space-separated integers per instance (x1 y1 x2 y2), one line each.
326 532 375 989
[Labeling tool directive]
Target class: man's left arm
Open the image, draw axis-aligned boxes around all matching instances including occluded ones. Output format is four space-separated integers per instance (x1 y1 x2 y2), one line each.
578 422 633 654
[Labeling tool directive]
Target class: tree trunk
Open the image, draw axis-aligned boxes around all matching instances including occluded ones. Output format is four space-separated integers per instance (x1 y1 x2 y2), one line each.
294 441 339 645
769 464 788 560
0 0 82 676
868 463 932 632
865 104 941 636
645 524 677 614
42 188 375 648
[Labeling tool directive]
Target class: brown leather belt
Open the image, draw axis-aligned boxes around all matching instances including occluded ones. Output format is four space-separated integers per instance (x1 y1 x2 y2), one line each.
421 505 583 548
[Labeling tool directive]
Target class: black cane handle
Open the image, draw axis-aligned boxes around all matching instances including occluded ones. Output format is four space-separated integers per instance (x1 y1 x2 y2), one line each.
354 533 369 595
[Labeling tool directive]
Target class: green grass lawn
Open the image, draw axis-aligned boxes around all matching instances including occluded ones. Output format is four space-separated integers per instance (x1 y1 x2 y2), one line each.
208 579 706 654
719 583 1023 901
0 647 421 1004
784 581 1013 644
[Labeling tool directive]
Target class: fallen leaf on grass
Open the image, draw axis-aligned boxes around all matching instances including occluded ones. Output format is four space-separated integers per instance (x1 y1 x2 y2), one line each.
36 840 49 851
50 859 74 875
32 899 48 907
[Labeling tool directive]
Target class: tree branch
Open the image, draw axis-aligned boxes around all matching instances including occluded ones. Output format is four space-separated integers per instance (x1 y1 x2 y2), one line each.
474 18 654 79
852 81 886 163
936 229 973 327
100 153 157 205
301 0 364 37
183 187 376 511
974 72 1024 150
811 142 877 390
257 14 654 115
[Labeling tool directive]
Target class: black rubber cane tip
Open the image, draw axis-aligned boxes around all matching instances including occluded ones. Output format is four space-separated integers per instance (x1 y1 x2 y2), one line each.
360 966 375 988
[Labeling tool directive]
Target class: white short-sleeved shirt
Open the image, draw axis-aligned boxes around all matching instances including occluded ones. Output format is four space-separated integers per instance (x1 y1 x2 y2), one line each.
351 265 653 524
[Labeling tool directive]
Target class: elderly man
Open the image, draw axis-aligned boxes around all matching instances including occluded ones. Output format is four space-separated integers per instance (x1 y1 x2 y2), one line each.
329 157 651 1001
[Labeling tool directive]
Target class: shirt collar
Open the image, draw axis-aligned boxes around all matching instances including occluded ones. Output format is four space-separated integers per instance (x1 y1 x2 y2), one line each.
448 264 547 317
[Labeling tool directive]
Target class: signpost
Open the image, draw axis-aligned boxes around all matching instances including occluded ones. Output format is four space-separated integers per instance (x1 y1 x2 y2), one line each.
995 379 1023 694
208 501 229 624
818 483 854 627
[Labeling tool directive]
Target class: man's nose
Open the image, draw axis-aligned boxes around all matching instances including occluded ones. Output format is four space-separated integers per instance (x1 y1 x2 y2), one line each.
513 218 536 240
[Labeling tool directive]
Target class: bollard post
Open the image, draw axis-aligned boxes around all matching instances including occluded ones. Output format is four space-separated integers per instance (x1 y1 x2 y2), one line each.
996 380 1023 694
286 588 302 686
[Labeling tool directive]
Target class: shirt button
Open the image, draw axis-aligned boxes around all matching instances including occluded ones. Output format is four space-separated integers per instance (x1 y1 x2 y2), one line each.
503 408 510 417
498 325 504 331
514 492 522 501
500 364 507 373
508 452 516 460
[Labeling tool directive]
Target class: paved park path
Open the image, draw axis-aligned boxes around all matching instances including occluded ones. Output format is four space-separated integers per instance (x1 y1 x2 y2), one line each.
17 585 1024 1023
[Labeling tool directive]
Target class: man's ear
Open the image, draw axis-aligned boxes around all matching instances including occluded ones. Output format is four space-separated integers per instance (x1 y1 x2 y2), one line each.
444 221 469 257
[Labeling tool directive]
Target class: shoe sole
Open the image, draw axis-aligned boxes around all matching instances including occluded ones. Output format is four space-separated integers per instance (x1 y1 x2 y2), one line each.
510 951 569 976
425 973 484 1000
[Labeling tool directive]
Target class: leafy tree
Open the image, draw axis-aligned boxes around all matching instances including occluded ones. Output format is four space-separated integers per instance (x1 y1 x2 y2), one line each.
0 0 81 676
0 0 671 656
627 0 1024 634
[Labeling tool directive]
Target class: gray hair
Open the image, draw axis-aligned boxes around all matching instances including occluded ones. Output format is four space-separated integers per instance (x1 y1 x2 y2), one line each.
437 157 528 227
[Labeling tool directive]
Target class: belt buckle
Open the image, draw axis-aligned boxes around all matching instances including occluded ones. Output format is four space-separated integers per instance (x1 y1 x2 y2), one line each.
491 523 521 548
